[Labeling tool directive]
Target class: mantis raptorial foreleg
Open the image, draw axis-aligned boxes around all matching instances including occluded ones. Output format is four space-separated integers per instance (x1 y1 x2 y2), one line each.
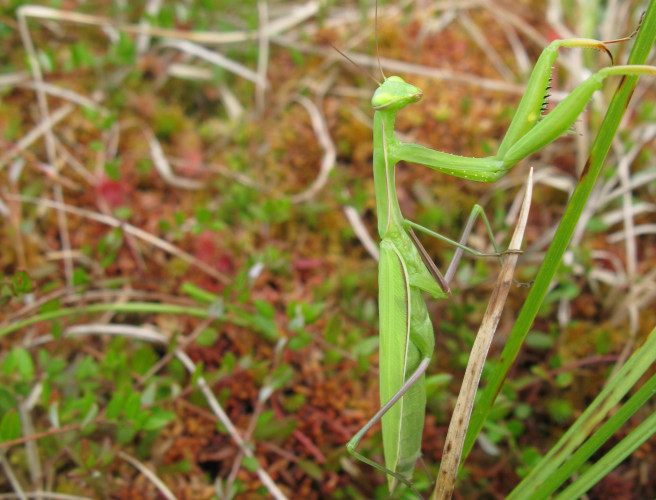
392 62 656 183
347 18 656 496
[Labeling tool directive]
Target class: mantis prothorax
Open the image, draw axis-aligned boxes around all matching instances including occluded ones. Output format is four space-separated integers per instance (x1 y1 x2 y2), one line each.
345 28 656 496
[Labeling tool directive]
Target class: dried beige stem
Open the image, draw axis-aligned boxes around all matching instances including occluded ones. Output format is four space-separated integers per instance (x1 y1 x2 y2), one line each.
433 168 533 500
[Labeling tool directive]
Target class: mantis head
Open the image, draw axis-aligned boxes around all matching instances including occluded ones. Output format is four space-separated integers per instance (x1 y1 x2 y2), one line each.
371 76 423 111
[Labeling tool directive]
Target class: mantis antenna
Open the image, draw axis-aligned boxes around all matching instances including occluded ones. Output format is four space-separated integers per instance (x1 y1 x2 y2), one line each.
320 0 394 86
319 35 381 86
375 0 386 80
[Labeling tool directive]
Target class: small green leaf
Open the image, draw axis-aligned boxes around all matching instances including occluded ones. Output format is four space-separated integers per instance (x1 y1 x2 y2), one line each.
300 302 324 325
242 456 259 473
351 336 378 358
12 270 32 294
507 420 525 438
111 32 136 65
52 321 62 339
116 424 137 445
547 398 574 424
289 47 305 67
555 371 574 388
197 328 218 347
251 315 279 340
81 403 99 429
141 383 157 406
288 330 311 351
525 331 554 350
254 299 275 319
323 315 342 344
270 365 294 391
106 391 126 420
297 459 323 480
253 413 296 441
36 48 55 72
75 356 99 381
0 410 21 441
114 207 133 219
14 348 35 380
100 112 117 131
517 446 542 478
70 42 95 69
39 299 61 314
142 409 176 431
585 217 609 233
425 373 453 392
131 346 157 375
196 207 211 224
72 268 90 286
191 362 204 386
104 159 121 181
0 387 17 412
218 352 236 376
595 329 611 355
281 393 305 413
89 140 104 152
123 392 141 421
514 403 532 420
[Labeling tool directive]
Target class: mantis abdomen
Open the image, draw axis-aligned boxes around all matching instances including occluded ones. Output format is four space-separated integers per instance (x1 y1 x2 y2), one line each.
379 239 434 490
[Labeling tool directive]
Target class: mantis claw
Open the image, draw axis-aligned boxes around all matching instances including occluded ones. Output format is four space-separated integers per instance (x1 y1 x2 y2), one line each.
513 279 534 288
500 249 523 256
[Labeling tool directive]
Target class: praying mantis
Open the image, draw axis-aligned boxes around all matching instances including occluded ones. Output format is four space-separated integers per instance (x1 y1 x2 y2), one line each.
344 12 656 498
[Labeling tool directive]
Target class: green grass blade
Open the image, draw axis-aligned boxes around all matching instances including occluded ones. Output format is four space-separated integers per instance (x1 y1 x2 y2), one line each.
462 0 656 466
554 409 656 499
507 326 656 499
0 303 213 338
531 370 656 499
0 301 276 339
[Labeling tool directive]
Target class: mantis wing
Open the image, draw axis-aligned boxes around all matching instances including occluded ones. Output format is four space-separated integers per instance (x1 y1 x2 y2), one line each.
379 239 427 491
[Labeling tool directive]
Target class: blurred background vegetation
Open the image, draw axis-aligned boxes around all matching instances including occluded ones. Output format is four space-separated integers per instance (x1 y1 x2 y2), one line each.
0 0 655 498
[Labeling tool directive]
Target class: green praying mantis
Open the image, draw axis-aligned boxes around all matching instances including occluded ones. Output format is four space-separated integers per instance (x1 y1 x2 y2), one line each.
344 14 656 498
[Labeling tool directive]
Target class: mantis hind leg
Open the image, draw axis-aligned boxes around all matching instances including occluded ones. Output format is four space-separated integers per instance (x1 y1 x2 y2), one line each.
346 357 431 498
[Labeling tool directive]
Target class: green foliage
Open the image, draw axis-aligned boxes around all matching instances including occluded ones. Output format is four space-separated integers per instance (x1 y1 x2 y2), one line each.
524 331 554 350
0 410 21 441
196 327 219 346
546 398 574 424
104 158 122 181
516 447 543 478
68 42 96 70
1 0 654 497
108 32 136 66
1 270 32 306
253 410 296 441
96 228 124 269
2 347 35 381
